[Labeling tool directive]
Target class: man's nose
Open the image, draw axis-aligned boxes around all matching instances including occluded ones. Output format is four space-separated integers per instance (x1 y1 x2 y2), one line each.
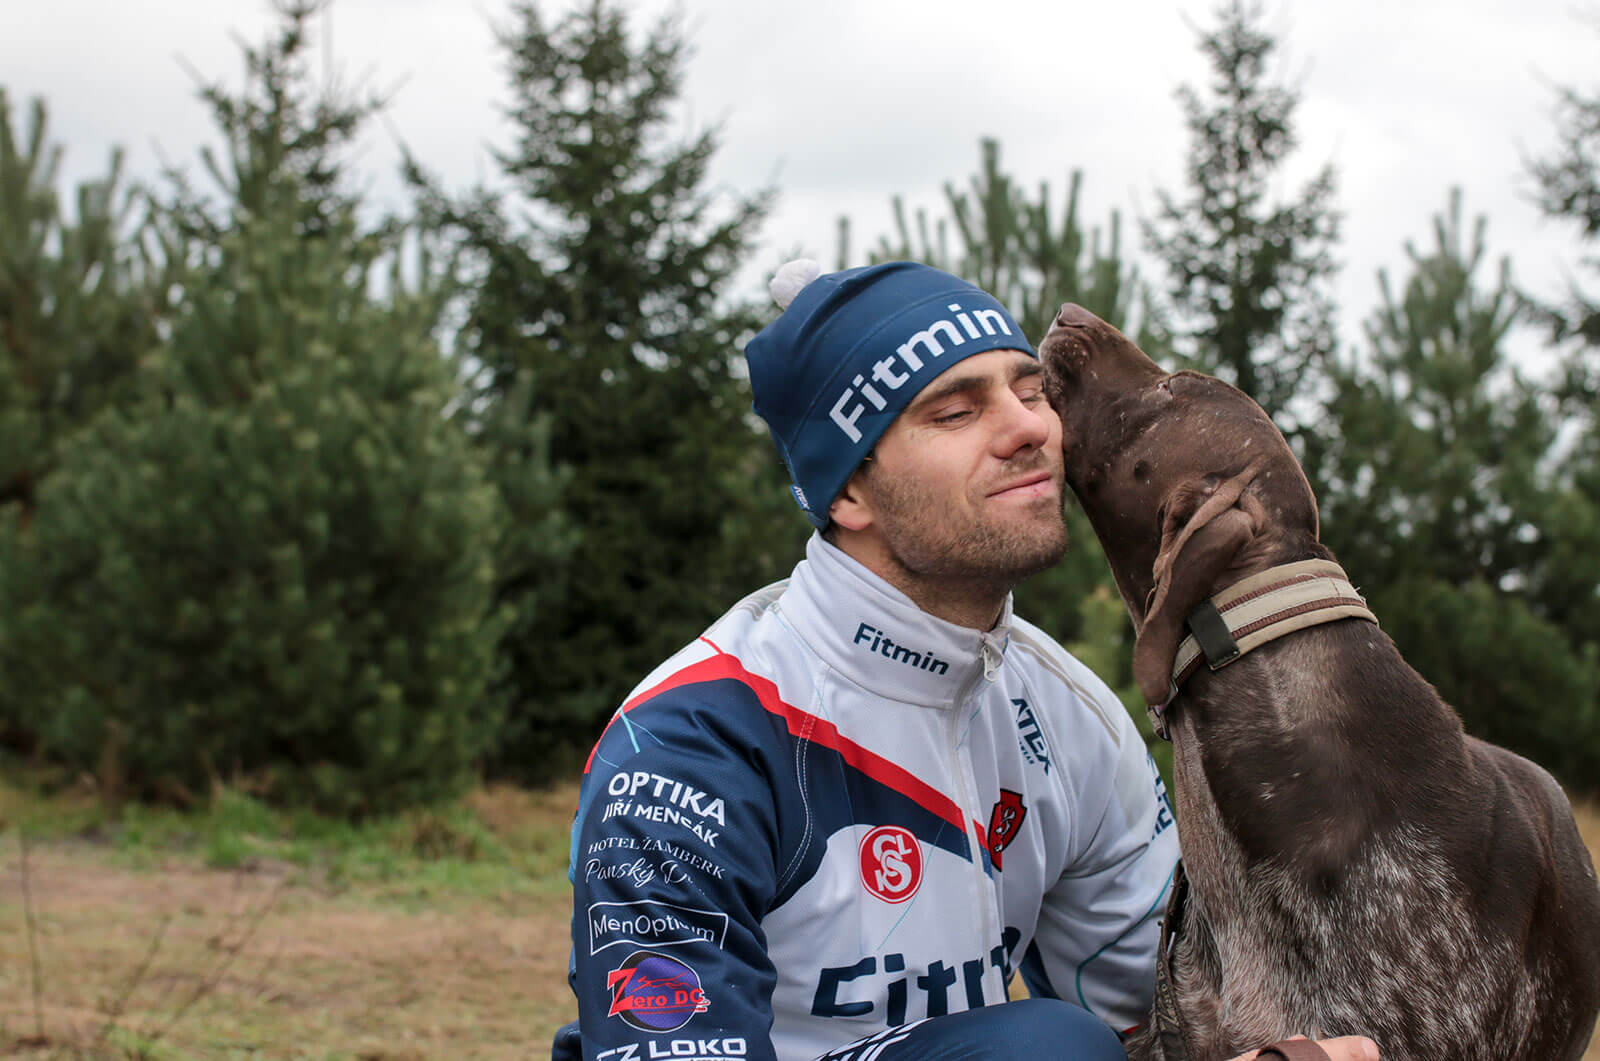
993 390 1053 456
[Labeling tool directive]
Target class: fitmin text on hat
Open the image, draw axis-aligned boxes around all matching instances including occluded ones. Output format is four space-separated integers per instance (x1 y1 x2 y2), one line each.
744 259 1034 528
828 300 1023 444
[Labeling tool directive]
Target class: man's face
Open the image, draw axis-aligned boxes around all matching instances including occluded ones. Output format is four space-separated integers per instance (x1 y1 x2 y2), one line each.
839 349 1068 588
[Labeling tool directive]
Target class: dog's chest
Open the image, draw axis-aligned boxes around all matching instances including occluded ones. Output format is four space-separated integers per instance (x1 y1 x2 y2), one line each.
1175 812 1538 1060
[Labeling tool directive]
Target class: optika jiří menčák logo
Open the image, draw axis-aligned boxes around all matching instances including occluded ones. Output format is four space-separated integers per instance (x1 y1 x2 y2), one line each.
606 950 711 1032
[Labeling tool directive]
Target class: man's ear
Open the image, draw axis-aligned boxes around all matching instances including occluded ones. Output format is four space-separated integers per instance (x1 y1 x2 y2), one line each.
828 467 875 533
1132 461 1265 706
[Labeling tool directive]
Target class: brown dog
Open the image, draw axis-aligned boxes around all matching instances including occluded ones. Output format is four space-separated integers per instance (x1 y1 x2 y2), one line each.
1039 304 1600 1061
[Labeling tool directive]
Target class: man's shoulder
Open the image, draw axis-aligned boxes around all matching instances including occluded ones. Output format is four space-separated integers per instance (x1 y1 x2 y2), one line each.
1004 615 1130 746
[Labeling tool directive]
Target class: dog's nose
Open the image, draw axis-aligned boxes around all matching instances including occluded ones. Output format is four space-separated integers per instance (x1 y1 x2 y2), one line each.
1054 303 1098 329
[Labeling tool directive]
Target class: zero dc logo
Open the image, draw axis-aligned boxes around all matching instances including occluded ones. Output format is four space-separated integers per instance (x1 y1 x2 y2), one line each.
607 950 711 1032
858 825 922 904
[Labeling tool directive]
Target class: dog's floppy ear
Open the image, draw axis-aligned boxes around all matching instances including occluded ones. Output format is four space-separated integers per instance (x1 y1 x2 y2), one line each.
1133 461 1266 705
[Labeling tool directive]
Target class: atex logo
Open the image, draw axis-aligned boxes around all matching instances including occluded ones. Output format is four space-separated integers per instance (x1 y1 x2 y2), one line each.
830 302 1017 442
588 900 729 955
858 825 923 903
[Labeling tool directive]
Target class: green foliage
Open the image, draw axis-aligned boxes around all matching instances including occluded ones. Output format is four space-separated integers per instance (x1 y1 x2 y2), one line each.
845 137 1150 345
410 0 799 780
0 91 158 747
0 91 154 520
10 2 506 815
1312 189 1600 787
1143 0 1339 426
1528 50 1600 353
1065 586 1173 790
1368 578 1600 784
1311 190 1543 586
1528 42 1600 669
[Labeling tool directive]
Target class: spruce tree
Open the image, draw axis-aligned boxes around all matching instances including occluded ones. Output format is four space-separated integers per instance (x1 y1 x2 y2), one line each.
1314 189 1600 785
1144 0 1340 427
411 0 797 780
18 2 505 813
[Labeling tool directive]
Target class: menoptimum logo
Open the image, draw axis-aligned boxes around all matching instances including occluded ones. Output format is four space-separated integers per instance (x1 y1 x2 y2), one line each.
589 900 730 956
853 622 949 675
829 302 1017 443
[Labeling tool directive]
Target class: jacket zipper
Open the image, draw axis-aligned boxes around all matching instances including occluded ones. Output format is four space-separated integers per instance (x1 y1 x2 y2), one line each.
947 636 1005 1007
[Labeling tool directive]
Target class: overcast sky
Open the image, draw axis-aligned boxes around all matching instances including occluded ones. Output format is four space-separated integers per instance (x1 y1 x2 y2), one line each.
5 0 1598 356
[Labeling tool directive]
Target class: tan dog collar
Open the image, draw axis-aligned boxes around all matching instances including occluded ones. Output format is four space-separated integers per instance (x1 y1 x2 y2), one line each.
1150 559 1379 739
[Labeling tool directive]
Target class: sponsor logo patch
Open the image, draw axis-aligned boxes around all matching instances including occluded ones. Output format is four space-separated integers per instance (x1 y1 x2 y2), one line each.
858 825 922 904
986 789 1027 871
598 771 725 849
606 950 711 1032
597 1040 750 1060
588 900 729 955
1013 697 1053 774
852 622 950 675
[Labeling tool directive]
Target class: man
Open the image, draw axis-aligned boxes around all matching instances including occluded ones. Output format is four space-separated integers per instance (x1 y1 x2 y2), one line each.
554 261 1376 1061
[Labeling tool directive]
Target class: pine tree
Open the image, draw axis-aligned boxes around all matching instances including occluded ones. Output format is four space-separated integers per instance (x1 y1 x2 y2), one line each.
1144 0 1340 427
410 0 798 780
1314 189 1600 785
17 1 505 813
848 138 1148 345
0 90 158 746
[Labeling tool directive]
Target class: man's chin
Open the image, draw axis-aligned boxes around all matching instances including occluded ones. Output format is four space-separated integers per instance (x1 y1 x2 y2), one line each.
988 518 1069 582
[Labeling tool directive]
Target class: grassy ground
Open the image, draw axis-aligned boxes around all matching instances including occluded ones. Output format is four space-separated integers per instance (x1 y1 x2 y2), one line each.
2 772 1597 1059
1 775 581 1059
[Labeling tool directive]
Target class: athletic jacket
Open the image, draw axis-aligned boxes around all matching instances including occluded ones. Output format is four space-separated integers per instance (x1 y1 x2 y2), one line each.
565 534 1179 1061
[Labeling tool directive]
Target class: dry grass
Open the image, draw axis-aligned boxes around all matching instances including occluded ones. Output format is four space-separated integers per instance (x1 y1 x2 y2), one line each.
1 784 1596 1058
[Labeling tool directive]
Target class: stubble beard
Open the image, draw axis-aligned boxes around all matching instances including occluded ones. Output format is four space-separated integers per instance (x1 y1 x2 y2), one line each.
865 466 1070 596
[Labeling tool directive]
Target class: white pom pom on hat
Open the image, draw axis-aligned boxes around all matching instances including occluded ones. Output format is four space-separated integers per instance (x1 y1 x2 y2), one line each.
769 258 823 310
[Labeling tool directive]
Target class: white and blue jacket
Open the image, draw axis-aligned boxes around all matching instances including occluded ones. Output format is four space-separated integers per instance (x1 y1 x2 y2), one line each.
566 535 1179 1061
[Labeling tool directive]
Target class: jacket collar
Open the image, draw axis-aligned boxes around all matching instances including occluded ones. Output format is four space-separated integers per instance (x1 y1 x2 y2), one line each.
778 534 1012 707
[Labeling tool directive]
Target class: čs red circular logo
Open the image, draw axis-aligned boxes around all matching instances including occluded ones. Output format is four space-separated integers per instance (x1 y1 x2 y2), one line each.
859 825 923 903
606 950 710 1032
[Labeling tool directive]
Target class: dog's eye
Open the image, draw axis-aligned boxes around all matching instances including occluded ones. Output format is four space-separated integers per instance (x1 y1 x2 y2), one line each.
1157 379 1174 397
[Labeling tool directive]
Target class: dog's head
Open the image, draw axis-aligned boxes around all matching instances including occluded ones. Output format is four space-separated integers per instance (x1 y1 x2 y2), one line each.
1039 304 1327 704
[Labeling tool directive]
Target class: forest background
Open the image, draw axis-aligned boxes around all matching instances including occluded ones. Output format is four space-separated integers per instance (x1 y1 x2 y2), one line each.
2 0 1599 1056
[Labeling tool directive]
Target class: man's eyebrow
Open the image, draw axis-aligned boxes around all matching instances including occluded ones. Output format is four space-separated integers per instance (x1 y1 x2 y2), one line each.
907 357 1042 414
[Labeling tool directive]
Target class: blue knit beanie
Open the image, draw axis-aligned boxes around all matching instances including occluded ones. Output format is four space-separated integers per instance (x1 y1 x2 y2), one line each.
745 260 1034 527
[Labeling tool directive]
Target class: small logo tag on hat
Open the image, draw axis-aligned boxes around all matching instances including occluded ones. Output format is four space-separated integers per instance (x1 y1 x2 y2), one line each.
790 484 810 512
